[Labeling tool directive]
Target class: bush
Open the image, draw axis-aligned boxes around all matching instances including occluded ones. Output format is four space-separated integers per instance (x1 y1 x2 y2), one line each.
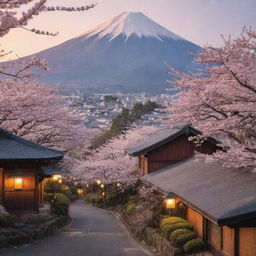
175 232 196 248
161 216 188 227
125 203 136 215
184 239 206 255
0 215 15 228
18 214 52 225
170 228 193 243
84 193 104 207
52 193 70 216
161 222 194 240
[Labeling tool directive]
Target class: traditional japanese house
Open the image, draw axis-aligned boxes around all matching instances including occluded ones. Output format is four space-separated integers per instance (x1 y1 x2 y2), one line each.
144 158 256 256
0 128 64 213
126 124 219 175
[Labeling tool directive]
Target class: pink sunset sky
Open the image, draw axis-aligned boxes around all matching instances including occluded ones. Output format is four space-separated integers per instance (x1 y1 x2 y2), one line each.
2 0 256 60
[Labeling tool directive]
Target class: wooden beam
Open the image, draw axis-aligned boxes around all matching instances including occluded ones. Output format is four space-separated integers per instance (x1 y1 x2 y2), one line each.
234 228 239 256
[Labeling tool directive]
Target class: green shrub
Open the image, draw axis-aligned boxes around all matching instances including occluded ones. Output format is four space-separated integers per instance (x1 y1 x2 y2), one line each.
161 222 193 240
175 232 196 248
184 239 206 255
18 214 52 225
170 228 193 243
125 203 136 215
52 193 70 216
84 193 104 207
0 215 15 228
161 216 188 227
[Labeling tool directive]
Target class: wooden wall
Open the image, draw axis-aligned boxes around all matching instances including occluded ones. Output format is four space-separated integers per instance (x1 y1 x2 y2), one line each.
187 208 203 238
139 134 217 174
222 226 235 256
147 135 195 173
3 170 38 212
208 221 222 252
239 228 256 256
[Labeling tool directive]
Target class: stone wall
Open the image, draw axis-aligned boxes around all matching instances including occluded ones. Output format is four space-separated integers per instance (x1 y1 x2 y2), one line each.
121 215 213 256
0 215 71 249
121 215 181 256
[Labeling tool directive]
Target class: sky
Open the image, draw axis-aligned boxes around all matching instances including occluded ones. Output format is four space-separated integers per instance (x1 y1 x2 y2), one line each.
2 0 256 60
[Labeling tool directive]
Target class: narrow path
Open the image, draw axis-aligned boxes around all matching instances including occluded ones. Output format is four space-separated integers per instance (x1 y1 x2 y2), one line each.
1 200 151 256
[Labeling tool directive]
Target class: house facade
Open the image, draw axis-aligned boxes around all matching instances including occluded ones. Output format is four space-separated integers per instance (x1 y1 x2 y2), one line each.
127 125 256 256
126 125 218 174
0 128 64 213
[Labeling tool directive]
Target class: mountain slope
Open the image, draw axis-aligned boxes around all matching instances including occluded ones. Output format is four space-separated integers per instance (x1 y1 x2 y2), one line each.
33 12 201 93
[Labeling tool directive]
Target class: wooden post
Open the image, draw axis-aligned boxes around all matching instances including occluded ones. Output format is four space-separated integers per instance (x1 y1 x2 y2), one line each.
234 228 239 256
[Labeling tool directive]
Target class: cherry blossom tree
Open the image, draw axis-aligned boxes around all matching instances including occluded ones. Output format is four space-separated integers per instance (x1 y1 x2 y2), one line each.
75 125 159 185
169 27 256 171
0 0 96 37
0 78 95 153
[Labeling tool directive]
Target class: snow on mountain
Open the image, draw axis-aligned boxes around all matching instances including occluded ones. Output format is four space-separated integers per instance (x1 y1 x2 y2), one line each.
30 12 201 94
81 12 184 41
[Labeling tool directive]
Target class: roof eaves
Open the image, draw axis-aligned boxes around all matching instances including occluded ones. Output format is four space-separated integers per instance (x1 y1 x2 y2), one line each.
0 127 65 158
129 125 191 156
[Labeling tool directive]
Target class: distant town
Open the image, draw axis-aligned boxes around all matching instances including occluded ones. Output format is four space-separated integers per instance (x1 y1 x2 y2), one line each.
66 92 173 129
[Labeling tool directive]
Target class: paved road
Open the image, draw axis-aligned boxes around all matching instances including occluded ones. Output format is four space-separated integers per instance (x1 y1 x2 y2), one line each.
1 201 151 256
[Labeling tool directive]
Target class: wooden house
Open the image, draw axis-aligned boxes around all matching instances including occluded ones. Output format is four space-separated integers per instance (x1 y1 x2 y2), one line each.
126 124 218 175
145 158 256 256
0 128 64 213
127 125 256 256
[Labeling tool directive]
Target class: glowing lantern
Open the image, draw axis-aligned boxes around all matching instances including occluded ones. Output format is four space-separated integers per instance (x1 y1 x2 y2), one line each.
53 174 61 181
96 179 101 185
165 199 176 209
14 177 23 190
117 182 121 187
100 184 105 189
58 179 62 184
102 192 105 196
164 192 177 209
77 189 84 195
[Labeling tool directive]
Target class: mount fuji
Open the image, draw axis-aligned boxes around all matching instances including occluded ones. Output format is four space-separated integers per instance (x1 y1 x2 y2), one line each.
32 12 201 94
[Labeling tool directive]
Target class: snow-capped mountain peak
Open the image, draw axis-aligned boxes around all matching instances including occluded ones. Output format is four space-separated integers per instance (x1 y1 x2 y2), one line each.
81 12 184 41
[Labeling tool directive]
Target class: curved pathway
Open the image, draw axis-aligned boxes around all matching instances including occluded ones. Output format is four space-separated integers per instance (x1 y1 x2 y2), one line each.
1 200 152 256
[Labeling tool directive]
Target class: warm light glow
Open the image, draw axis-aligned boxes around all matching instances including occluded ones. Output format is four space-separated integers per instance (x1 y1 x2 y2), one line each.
58 179 62 184
77 189 84 195
165 198 176 209
53 174 61 181
102 192 105 196
96 179 101 185
14 177 23 190
100 184 104 189
117 182 121 187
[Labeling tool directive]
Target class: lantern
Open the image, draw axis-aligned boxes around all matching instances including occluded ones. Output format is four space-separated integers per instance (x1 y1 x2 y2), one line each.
58 179 62 184
52 174 61 181
96 179 101 185
77 188 84 195
14 177 23 190
100 184 105 189
10 173 26 190
164 192 176 209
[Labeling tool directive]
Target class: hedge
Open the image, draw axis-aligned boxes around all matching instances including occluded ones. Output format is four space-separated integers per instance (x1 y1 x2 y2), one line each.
52 193 70 216
184 239 206 254
175 232 196 248
161 222 193 240
161 216 188 227
170 228 193 243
